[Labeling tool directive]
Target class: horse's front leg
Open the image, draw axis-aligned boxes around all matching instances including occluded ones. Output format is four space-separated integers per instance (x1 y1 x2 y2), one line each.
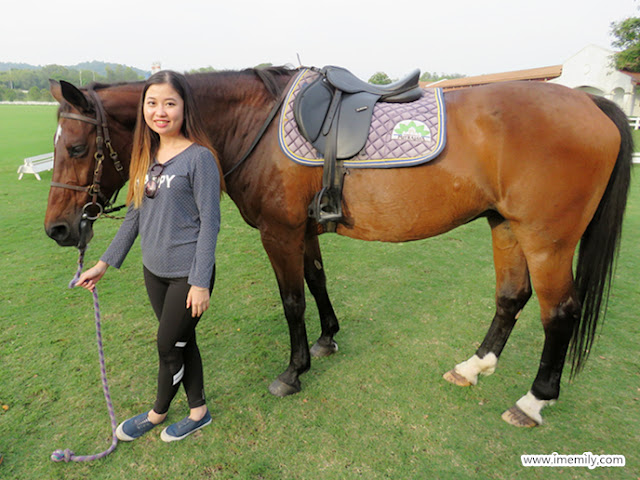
260 227 310 397
304 229 340 358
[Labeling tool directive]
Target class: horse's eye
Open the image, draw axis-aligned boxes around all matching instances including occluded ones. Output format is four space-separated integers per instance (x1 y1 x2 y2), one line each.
68 145 88 158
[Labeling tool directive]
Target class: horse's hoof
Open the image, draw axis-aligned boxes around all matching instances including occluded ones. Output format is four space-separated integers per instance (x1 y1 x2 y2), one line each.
310 340 338 358
443 369 472 387
501 405 540 427
268 378 301 397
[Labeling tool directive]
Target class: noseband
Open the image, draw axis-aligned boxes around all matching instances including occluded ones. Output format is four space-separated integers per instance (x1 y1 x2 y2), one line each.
51 88 126 220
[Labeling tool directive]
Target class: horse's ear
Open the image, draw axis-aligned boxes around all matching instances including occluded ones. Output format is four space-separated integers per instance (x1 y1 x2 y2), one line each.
53 80 93 113
49 79 63 104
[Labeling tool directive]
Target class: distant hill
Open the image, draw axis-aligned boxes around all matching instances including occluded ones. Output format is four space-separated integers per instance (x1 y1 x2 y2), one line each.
73 61 149 77
0 62 39 71
0 60 150 77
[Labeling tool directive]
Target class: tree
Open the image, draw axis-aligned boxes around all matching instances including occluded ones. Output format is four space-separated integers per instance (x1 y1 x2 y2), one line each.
368 72 392 85
188 66 217 73
104 65 141 83
420 71 466 83
40 87 53 102
27 86 41 101
611 17 640 71
78 69 96 86
0 63 145 100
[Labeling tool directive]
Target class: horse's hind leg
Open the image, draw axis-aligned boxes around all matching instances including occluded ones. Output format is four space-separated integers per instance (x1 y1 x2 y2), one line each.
303 231 340 357
444 217 531 386
502 251 579 427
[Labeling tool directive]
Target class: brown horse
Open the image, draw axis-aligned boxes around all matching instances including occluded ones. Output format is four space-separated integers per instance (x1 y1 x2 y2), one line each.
45 67 632 427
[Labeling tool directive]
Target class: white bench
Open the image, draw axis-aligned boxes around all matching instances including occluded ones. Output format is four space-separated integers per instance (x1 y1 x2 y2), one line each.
17 152 54 181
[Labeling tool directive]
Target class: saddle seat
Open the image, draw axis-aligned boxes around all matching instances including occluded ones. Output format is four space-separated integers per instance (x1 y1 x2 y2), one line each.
324 65 423 102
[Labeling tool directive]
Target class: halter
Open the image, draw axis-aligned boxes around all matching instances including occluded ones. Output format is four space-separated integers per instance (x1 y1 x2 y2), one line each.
51 88 126 220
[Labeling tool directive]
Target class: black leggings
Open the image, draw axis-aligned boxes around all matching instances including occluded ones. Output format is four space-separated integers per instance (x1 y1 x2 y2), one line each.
143 266 215 415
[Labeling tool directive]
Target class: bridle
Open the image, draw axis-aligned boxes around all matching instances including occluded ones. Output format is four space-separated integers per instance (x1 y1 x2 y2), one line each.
51 88 127 220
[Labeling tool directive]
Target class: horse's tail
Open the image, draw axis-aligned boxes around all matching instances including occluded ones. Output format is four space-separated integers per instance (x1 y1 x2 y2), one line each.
569 95 633 376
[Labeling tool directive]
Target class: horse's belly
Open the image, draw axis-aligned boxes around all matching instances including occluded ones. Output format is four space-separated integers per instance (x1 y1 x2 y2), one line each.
336 166 489 242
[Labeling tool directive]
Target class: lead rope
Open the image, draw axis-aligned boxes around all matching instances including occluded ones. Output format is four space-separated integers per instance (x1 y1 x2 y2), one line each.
51 248 118 462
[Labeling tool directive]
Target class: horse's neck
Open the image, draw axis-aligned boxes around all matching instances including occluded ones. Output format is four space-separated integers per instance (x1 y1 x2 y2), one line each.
100 84 143 177
102 84 142 129
195 72 292 175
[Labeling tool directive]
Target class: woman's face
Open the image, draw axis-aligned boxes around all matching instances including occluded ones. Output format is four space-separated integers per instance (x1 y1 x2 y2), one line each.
143 83 185 139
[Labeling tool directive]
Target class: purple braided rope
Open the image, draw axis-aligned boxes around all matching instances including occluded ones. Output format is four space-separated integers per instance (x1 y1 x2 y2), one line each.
51 248 118 463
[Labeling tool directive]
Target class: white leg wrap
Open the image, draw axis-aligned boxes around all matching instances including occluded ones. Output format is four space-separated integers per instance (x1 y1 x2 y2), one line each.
515 391 556 425
454 353 498 385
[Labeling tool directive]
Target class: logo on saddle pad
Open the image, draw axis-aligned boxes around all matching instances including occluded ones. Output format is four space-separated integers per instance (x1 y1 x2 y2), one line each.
391 120 431 142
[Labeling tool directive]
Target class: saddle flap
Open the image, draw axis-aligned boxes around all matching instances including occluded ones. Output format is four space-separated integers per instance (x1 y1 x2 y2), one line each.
293 76 332 143
295 88 378 159
335 92 378 158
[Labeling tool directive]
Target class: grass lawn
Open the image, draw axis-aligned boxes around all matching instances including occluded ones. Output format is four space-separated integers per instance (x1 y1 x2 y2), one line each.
0 104 639 479
632 128 640 149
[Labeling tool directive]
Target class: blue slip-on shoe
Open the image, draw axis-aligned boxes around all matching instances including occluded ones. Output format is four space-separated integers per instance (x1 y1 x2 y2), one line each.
116 411 162 441
160 410 212 442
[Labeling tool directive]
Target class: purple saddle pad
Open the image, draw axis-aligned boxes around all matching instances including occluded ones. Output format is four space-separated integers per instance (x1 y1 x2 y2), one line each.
278 69 446 168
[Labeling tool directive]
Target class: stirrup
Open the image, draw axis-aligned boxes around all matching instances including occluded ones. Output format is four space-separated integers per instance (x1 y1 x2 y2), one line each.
309 187 343 224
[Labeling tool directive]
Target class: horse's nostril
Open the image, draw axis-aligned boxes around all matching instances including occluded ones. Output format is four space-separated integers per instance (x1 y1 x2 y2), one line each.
47 223 70 243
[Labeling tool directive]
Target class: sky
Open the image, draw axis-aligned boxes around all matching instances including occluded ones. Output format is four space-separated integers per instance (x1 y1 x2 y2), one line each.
3 0 639 80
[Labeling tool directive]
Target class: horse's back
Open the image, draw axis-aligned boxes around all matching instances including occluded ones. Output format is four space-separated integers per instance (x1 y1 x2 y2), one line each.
336 81 621 244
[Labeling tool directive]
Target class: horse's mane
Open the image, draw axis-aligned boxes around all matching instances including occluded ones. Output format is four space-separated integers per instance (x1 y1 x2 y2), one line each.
85 66 297 101
252 66 297 98
187 66 297 99
86 80 145 91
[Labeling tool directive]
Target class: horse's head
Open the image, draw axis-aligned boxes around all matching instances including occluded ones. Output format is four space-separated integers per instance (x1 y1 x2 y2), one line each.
45 80 138 248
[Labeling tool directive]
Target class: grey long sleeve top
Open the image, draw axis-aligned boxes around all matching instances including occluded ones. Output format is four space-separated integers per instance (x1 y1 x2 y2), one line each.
101 144 220 288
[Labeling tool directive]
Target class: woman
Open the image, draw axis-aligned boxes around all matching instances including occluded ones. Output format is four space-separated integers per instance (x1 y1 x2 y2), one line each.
76 70 223 443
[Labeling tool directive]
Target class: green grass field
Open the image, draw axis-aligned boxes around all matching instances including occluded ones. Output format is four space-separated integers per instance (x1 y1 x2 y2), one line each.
1 104 639 479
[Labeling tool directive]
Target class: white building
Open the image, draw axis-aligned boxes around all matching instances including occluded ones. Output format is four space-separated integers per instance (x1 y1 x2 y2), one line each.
549 45 640 116
424 45 640 116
